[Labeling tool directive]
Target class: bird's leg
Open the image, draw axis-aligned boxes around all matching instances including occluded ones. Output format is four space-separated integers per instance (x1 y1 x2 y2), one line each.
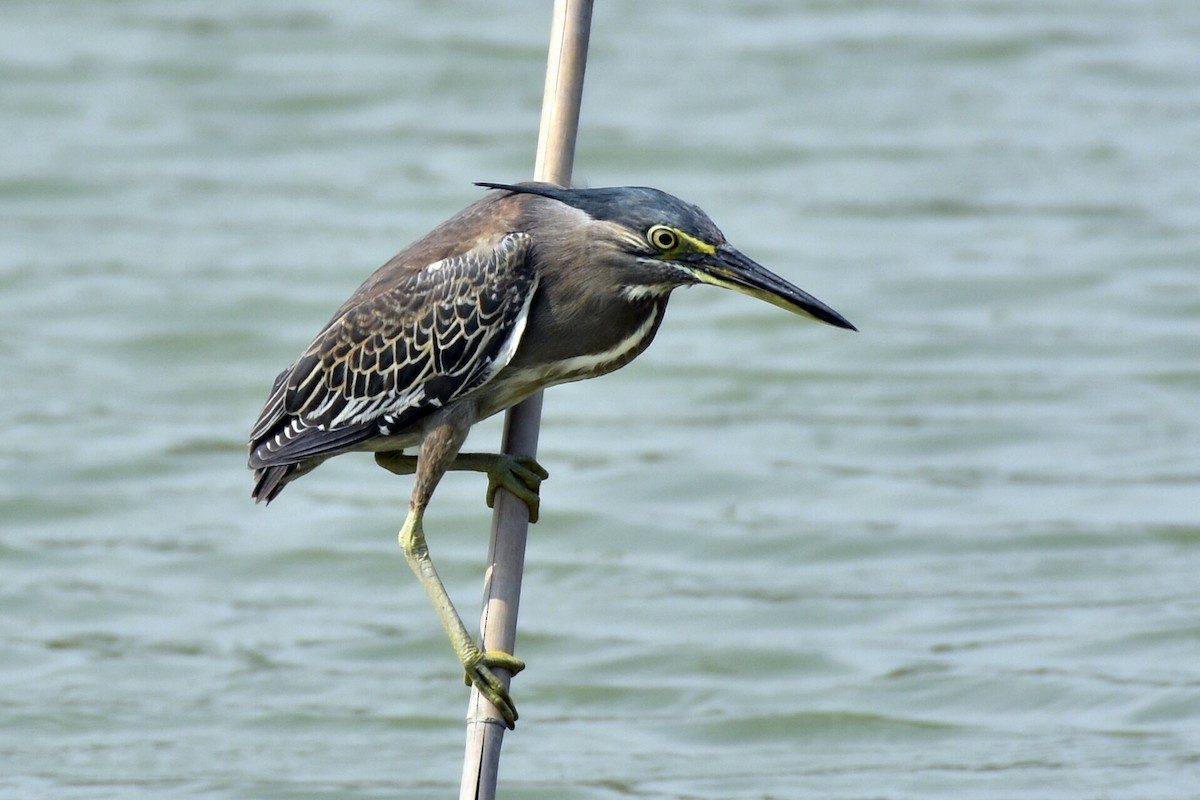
376 451 548 523
396 419 525 729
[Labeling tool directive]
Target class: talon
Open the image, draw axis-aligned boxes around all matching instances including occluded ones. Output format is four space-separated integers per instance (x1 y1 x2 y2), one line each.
463 650 526 683
485 454 548 523
485 649 526 676
463 649 525 729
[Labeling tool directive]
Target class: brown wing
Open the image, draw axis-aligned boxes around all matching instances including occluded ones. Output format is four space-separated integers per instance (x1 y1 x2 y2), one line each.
248 232 536 491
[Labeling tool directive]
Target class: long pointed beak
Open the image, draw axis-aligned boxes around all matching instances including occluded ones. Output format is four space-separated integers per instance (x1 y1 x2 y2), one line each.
686 246 857 331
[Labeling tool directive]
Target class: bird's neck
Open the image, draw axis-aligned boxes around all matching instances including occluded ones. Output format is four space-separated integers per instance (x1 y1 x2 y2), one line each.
506 290 669 389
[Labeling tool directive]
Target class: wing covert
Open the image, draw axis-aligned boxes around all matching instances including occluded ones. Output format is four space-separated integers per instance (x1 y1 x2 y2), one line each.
249 232 536 468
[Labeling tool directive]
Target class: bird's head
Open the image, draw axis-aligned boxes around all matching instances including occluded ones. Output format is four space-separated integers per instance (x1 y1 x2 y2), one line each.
477 181 856 331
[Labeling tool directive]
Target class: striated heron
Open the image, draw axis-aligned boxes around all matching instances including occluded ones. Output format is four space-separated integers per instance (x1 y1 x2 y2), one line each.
248 182 855 728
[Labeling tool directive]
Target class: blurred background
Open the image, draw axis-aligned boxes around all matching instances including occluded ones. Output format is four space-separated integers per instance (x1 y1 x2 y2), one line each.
2 1 1197 798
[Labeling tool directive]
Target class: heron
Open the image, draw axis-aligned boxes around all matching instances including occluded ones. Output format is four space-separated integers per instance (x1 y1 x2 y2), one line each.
248 181 855 727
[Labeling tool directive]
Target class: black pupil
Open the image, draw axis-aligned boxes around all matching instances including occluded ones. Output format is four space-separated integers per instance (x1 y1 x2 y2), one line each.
655 230 674 248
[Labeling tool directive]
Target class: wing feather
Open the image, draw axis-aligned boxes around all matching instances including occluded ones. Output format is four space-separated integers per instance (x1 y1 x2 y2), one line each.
249 232 536 475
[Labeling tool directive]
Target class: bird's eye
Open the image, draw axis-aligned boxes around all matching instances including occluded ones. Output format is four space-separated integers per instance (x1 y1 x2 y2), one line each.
647 225 679 252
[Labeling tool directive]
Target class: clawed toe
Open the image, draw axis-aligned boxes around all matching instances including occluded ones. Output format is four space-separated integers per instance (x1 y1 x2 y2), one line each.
485 454 549 523
463 649 525 729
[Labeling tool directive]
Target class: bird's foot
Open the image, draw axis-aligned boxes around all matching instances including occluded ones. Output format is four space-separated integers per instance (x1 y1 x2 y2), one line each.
375 451 547 522
483 454 548 523
462 648 526 729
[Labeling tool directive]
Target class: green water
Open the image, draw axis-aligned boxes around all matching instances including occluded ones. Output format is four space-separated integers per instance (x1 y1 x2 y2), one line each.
3 2 1198 798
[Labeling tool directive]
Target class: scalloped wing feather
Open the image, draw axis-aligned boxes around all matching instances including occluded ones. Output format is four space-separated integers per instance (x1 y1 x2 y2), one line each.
248 233 536 476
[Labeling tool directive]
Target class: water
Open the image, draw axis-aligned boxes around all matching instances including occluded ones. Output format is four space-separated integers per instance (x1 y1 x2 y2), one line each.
3 1 1198 798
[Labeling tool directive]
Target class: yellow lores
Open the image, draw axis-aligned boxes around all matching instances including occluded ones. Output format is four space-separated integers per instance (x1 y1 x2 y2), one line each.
647 223 719 258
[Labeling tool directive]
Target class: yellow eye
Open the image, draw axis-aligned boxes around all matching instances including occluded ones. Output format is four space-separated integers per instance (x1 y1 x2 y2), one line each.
647 225 679 252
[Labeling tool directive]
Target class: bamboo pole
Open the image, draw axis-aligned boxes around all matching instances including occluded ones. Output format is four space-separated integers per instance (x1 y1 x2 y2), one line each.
458 2 593 798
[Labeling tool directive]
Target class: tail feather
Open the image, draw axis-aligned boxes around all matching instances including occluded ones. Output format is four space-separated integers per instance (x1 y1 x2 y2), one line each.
252 464 294 504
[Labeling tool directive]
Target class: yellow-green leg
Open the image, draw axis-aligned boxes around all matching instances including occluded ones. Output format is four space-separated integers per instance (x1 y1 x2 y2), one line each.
397 503 525 728
382 418 547 730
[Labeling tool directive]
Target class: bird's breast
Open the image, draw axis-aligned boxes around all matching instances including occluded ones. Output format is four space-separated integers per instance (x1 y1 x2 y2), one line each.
474 297 669 419
532 300 666 383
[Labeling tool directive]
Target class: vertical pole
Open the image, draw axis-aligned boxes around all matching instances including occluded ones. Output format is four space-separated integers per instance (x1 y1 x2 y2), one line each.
458 2 593 799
